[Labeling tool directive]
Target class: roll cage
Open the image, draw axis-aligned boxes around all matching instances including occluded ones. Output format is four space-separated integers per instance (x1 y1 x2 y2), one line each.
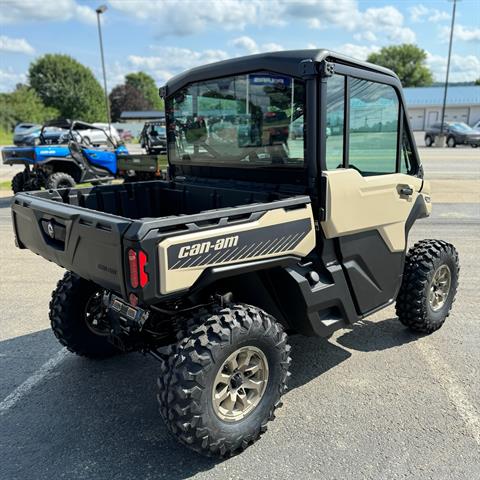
41 119 119 149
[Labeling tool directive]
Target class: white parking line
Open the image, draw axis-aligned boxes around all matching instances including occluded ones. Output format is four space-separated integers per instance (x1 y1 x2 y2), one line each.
416 340 480 446
0 348 68 415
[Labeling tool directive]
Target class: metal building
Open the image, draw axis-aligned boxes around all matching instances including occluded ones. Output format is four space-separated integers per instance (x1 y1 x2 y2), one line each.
404 86 480 131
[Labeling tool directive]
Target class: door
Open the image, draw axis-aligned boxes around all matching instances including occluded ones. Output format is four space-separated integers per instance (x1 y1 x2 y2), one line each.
427 111 438 128
82 148 117 174
322 74 430 314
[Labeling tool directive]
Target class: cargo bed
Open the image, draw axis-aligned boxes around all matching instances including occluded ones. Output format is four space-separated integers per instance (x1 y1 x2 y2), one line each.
12 180 313 303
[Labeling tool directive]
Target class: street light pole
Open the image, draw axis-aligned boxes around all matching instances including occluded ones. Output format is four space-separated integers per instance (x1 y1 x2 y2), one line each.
439 0 457 143
96 5 111 135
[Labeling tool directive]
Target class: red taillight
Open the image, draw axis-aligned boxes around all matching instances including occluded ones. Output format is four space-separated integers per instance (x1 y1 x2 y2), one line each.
138 250 148 288
128 248 148 289
128 249 139 288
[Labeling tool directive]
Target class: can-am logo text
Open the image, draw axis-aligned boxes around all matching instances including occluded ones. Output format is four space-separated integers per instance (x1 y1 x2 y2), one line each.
178 236 239 259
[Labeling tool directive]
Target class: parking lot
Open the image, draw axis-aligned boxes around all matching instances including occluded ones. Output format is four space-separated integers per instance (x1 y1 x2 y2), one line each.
0 146 479 479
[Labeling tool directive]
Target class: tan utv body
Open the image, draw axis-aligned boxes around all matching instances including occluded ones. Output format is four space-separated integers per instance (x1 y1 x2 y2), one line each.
11 49 459 457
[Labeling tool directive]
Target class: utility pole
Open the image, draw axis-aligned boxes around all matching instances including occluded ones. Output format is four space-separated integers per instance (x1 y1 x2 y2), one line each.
439 0 457 146
96 5 111 135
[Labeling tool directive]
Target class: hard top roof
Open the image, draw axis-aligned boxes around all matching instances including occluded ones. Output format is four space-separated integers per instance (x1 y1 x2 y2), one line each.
164 49 398 95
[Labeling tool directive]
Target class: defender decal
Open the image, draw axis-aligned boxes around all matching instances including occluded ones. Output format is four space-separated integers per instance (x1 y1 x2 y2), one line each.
167 218 311 270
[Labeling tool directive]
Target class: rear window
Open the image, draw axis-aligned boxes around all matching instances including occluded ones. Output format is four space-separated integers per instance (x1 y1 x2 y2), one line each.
167 72 306 168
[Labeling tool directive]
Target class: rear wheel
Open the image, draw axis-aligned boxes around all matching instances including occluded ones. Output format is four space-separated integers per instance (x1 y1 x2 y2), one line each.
46 172 76 190
157 304 291 457
425 135 433 147
396 240 459 333
11 172 26 194
49 272 120 358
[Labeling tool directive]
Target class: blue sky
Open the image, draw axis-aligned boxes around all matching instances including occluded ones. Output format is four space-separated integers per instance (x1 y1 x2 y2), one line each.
1 0 479 92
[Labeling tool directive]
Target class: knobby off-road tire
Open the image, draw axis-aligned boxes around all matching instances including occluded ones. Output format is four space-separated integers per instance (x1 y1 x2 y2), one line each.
396 240 459 334
157 304 291 457
46 172 76 190
49 272 119 359
11 172 26 194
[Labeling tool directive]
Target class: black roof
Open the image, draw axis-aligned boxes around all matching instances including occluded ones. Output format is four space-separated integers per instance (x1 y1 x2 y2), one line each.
164 49 398 96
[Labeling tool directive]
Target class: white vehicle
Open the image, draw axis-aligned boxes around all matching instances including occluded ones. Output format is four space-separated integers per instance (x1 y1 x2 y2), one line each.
81 123 121 145
472 120 480 130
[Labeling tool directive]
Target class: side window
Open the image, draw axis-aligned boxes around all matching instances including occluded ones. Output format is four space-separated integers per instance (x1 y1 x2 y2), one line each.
349 79 399 175
325 74 345 170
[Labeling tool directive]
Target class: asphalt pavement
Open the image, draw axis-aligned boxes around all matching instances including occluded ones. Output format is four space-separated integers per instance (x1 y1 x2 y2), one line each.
0 148 479 479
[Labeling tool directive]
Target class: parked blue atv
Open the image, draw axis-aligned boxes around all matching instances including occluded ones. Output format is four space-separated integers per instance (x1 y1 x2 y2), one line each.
2 120 128 193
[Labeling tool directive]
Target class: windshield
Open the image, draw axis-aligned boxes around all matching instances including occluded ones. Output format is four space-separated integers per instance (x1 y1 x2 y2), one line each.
450 122 473 132
167 72 305 167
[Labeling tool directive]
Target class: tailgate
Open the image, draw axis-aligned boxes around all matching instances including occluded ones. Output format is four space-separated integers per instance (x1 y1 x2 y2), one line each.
2 147 35 165
12 193 132 296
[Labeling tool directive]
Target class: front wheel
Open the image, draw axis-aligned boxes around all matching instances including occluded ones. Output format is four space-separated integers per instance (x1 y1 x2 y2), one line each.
396 240 459 333
425 135 433 147
157 304 291 457
49 272 120 358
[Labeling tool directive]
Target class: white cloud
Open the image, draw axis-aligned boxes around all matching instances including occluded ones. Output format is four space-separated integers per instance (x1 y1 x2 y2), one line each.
0 68 27 92
230 36 283 55
410 4 429 22
127 47 230 84
108 0 414 43
0 0 96 25
440 24 480 43
231 36 258 54
0 35 35 55
109 0 280 36
336 43 380 61
410 4 449 23
429 10 450 23
354 31 377 42
426 52 480 82
307 18 322 30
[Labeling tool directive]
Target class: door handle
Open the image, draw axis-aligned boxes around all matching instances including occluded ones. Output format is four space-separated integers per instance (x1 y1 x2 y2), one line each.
399 186 414 196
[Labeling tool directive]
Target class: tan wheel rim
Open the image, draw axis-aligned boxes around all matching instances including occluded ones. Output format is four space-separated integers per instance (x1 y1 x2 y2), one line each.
429 265 451 312
212 346 269 422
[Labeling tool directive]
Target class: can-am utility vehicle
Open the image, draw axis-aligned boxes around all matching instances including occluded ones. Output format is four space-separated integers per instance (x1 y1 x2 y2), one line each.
3 120 128 193
11 50 459 457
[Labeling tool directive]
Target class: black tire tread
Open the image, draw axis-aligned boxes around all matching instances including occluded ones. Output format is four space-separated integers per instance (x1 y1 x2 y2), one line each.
46 172 75 190
49 272 118 358
396 239 459 333
11 172 25 194
157 304 291 457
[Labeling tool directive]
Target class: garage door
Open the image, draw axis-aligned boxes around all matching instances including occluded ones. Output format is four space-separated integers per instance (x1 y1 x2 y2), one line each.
408 109 425 130
445 108 469 123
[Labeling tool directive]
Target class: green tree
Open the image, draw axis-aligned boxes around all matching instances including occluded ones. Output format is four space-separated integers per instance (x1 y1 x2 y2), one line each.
367 44 434 87
29 54 106 122
475 78 480 86
0 85 59 131
125 72 164 110
109 83 150 122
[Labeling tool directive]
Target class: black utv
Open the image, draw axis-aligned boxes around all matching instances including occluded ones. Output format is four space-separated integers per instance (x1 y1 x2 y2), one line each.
139 121 167 154
11 50 459 457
